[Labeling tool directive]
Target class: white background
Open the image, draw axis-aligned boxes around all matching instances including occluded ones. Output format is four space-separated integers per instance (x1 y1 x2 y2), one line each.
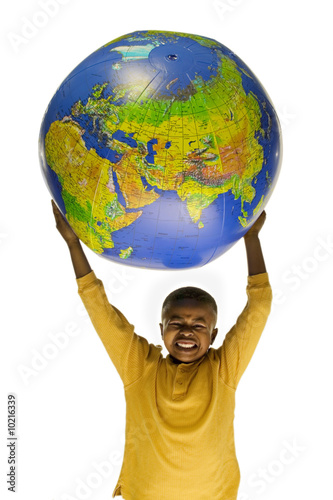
1 0 332 499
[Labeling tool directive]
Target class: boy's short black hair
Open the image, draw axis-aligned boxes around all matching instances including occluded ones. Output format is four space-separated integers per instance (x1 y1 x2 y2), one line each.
162 286 217 316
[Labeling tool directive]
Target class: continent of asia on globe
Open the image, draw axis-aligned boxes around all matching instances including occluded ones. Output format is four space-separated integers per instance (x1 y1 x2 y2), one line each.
39 30 282 270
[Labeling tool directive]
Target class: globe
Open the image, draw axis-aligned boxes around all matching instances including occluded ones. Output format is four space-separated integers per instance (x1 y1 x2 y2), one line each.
39 30 282 269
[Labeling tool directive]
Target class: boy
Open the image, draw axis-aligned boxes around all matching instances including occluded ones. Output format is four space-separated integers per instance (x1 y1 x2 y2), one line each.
51 199 272 500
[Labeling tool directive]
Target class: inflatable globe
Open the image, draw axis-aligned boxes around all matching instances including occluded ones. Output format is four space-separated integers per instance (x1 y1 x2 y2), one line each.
39 30 282 269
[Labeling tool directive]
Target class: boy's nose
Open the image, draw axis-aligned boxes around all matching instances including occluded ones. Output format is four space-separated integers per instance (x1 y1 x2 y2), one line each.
180 329 194 335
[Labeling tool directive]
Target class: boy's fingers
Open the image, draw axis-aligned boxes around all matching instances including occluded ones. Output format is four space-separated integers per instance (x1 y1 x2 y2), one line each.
257 211 266 224
51 200 65 227
51 200 63 218
51 199 58 213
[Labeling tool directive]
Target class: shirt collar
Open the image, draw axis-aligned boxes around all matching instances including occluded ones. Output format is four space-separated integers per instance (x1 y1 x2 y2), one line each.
166 352 207 367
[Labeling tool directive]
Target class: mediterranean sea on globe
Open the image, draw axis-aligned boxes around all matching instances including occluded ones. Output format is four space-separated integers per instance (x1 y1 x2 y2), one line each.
39 30 282 269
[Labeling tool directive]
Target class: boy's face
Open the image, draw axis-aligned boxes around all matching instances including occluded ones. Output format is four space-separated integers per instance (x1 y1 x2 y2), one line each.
160 298 218 363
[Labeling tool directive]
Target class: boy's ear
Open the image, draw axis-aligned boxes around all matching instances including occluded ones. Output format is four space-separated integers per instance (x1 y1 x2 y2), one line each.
159 323 163 338
211 328 218 345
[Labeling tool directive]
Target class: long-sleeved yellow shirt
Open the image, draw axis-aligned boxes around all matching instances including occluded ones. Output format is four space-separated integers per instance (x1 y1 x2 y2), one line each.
77 270 272 500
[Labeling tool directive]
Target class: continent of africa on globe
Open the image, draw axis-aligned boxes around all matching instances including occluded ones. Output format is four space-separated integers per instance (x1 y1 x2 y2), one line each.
39 30 282 269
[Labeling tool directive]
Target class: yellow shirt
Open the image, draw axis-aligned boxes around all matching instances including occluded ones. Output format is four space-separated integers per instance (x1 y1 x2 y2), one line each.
77 271 272 500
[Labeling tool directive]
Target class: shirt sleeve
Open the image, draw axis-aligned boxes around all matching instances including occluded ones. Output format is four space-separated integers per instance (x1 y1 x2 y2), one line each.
217 272 272 390
76 270 161 387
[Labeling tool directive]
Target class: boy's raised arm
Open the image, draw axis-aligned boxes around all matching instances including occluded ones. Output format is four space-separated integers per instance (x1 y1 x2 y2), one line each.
51 199 92 279
243 210 267 276
51 198 160 386
217 210 272 389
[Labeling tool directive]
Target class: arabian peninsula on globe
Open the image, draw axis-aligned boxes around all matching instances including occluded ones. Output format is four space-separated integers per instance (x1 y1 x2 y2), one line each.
39 30 282 269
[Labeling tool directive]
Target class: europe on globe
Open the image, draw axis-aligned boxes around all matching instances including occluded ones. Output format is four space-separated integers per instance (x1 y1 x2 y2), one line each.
39 30 282 269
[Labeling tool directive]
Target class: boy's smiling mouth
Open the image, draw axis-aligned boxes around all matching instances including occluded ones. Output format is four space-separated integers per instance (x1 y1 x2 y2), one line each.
174 339 198 350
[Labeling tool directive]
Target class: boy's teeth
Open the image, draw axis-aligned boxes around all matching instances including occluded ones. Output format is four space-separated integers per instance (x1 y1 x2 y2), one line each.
177 342 196 348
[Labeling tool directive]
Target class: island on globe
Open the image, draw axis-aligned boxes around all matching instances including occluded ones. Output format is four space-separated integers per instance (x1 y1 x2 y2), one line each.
39 30 282 269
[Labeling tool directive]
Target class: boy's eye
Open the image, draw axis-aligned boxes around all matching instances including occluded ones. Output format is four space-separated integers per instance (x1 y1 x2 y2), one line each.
168 322 206 329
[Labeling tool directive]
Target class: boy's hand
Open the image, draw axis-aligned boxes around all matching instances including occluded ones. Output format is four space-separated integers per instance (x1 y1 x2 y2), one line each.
243 211 267 275
51 199 79 247
244 210 266 240
51 199 92 278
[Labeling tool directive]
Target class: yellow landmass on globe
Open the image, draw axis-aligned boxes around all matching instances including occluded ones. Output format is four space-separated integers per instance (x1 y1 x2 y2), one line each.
45 119 142 253
177 178 230 224
111 146 160 209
